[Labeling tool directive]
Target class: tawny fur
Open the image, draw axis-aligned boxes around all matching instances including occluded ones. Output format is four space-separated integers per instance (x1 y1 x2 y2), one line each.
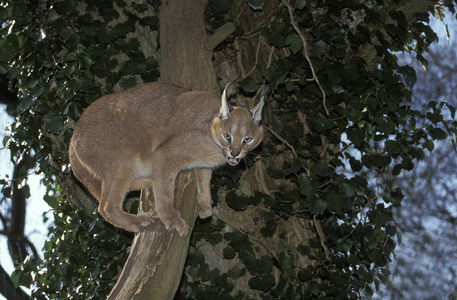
69 82 264 236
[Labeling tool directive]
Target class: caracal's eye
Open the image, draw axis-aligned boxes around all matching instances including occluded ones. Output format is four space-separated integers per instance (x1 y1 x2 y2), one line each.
223 133 232 141
243 136 253 144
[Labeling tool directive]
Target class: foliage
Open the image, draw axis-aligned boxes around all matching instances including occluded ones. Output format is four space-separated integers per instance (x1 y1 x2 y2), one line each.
374 27 457 299
179 0 457 298
1 0 159 298
13 201 134 299
0 0 456 299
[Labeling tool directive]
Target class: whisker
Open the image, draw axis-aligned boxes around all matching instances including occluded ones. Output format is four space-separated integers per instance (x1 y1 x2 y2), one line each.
243 152 260 183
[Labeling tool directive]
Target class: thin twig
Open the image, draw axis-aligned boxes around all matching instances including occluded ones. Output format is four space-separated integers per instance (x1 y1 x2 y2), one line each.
213 213 297 285
267 126 297 157
313 215 331 261
281 0 329 116
244 35 263 78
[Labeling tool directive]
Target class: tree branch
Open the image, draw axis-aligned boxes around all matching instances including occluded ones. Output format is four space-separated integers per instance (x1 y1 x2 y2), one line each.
207 22 236 51
0 264 32 300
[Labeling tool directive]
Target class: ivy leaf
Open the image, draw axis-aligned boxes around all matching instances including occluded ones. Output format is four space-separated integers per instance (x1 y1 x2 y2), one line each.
225 191 249 211
45 116 63 134
297 266 313 282
298 173 313 196
349 157 362 172
308 197 327 214
369 154 391 168
248 274 275 292
0 62 8 74
119 76 137 90
346 127 365 148
131 2 148 12
399 65 417 88
286 34 303 54
311 40 326 59
238 77 257 93
264 59 292 88
223 247 236 259
0 38 17 62
428 127 447 140
385 140 400 155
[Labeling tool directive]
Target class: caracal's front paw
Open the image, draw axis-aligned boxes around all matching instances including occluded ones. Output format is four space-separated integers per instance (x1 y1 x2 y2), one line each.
171 218 189 237
119 212 154 233
162 214 189 237
128 212 154 233
136 212 154 227
198 207 212 219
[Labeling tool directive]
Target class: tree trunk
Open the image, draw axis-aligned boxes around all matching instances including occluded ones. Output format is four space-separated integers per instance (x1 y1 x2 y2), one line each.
108 0 234 298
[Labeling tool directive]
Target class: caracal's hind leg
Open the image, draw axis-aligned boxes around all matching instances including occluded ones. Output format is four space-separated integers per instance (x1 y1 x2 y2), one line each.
69 145 102 200
99 177 153 232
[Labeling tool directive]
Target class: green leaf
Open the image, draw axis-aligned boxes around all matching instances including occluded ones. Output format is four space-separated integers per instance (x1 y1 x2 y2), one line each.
298 173 313 196
0 38 16 62
417 53 428 71
238 77 257 93
297 267 313 282
349 157 362 172
223 247 236 259
248 274 275 292
369 154 391 168
225 191 249 211
264 59 292 88
0 62 8 74
377 121 395 135
423 140 434 152
390 187 404 206
385 140 400 155
342 183 356 197
308 197 326 214
141 16 159 26
346 127 365 147
285 34 302 54
10 270 22 288
119 76 137 90
46 116 63 134
426 111 443 124
131 2 148 12
311 40 326 59
445 103 456 119
399 65 417 88
428 127 447 140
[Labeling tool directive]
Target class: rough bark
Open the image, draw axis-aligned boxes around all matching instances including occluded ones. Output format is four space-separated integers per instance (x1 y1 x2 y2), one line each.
108 0 234 298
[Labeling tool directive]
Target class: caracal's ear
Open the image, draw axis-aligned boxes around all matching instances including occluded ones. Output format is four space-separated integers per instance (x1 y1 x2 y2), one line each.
250 85 268 126
220 81 235 120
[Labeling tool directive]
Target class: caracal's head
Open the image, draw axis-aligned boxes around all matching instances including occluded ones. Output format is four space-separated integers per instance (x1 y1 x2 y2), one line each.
211 84 266 166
